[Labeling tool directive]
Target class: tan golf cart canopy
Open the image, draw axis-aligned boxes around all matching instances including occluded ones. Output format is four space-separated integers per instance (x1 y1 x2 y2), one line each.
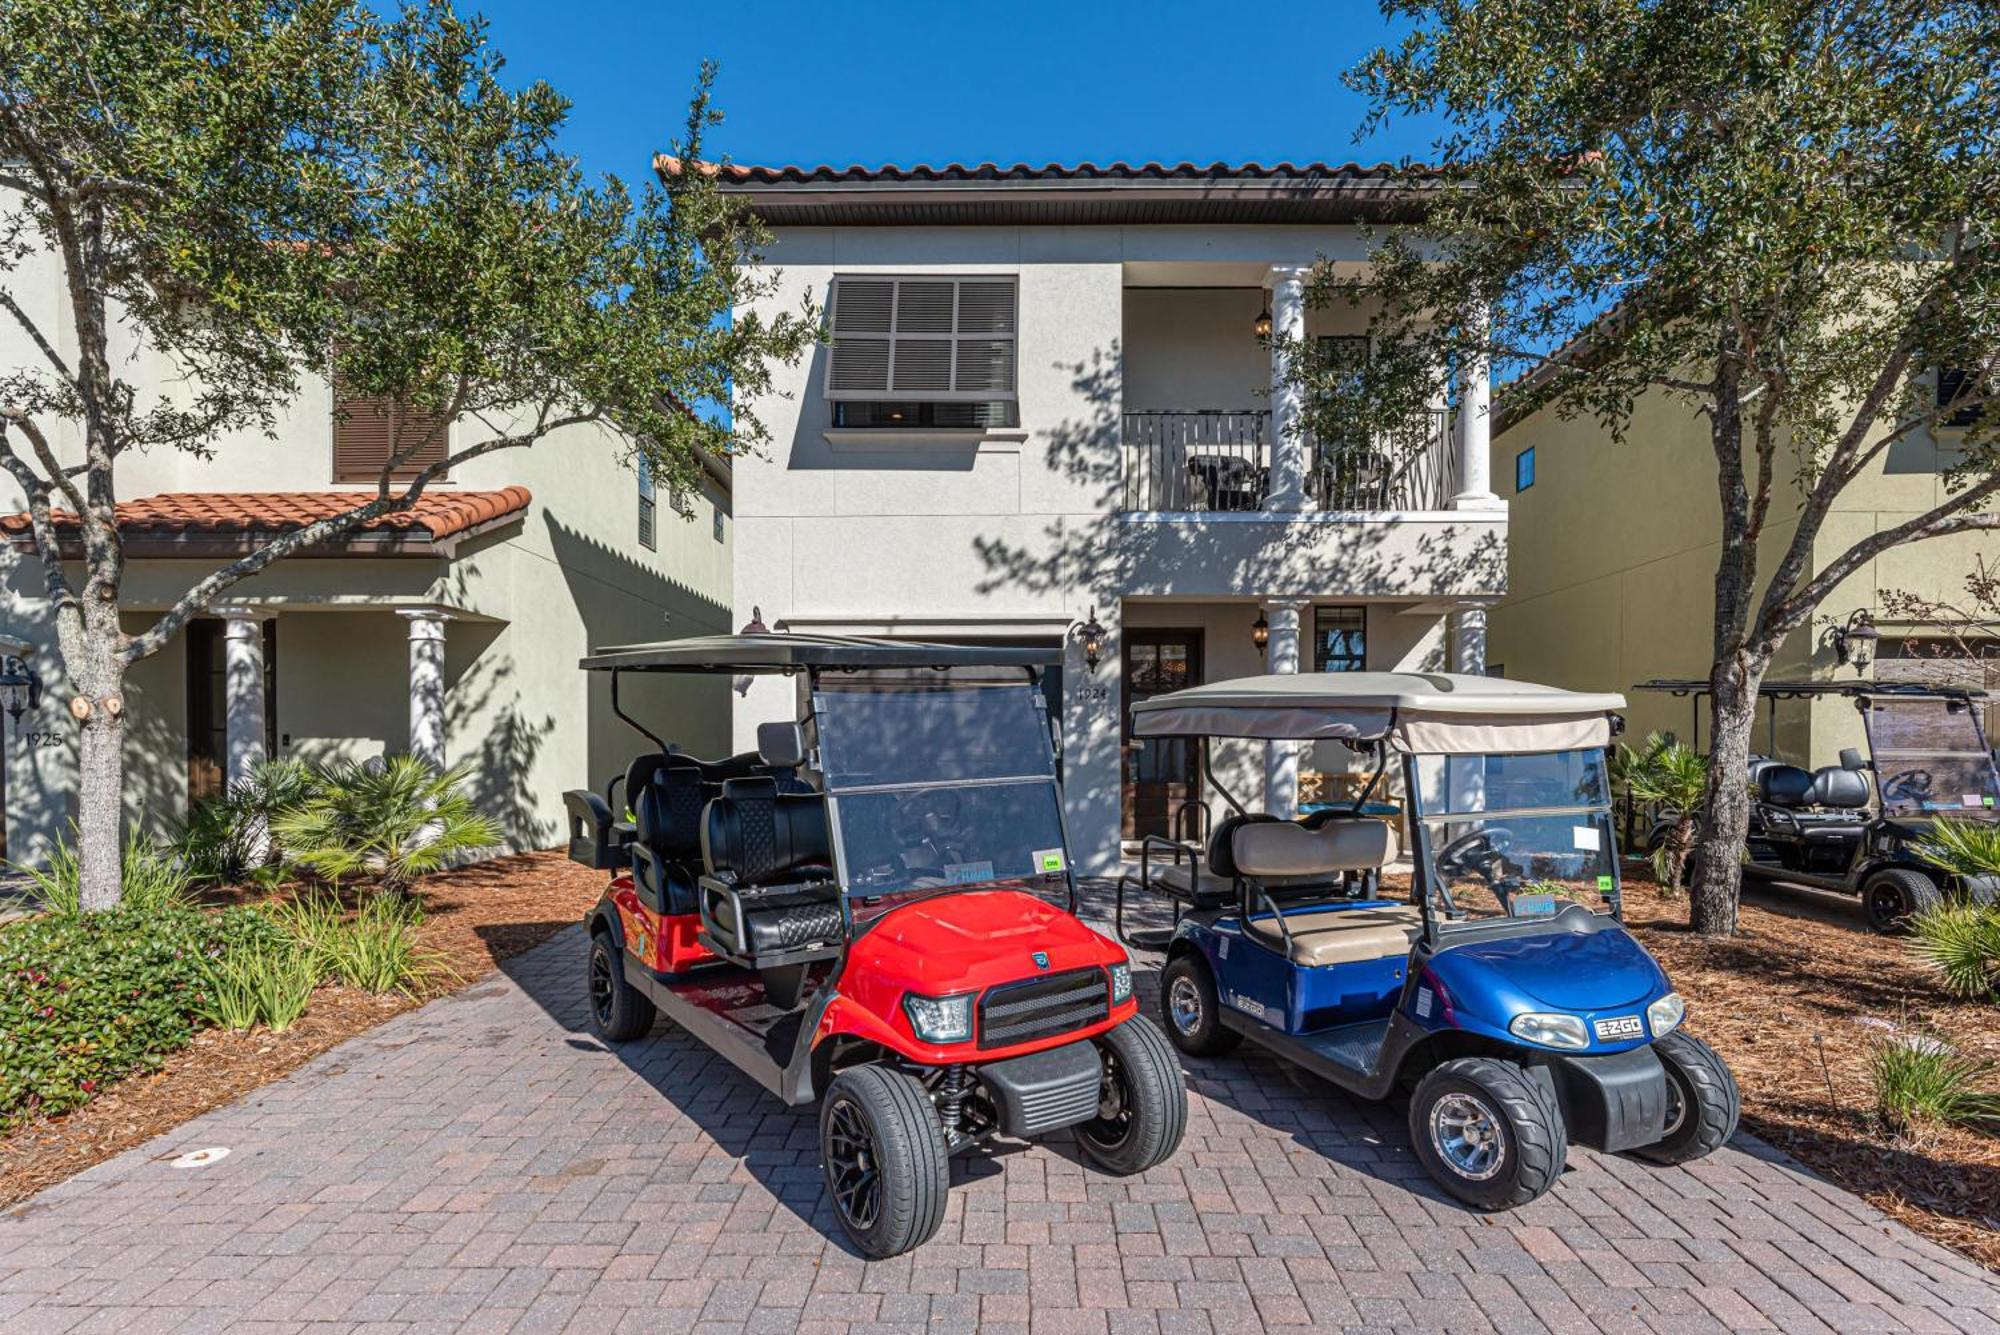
1129 671 1627 754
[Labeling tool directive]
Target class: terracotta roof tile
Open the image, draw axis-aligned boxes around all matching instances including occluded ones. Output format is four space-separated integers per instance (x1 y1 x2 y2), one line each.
655 156 1439 184
0 487 532 545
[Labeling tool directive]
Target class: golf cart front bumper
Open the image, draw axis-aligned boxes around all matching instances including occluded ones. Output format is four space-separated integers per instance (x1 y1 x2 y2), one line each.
978 1040 1102 1137
1548 1046 1669 1154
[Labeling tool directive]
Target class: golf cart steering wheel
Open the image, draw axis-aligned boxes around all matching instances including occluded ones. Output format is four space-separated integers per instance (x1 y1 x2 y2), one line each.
1437 827 1515 883
1880 768 1932 805
890 789 968 877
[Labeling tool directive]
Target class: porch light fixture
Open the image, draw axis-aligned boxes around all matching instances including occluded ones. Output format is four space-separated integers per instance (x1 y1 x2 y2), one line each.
1078 606 1106 673
0 654 41 725
1252 612 1270 653
1253 297 1273 339
1826 609 1881 673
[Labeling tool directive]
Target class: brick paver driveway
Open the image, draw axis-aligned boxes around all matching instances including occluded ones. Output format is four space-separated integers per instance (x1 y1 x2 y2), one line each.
5 885 1998 1334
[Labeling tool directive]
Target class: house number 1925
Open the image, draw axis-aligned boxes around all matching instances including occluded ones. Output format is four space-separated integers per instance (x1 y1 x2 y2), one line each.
23 731 64 748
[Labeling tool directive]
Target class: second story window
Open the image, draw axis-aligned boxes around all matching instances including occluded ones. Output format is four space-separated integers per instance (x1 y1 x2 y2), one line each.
1938 367 1986 427
1515 445 1536 492
826 275 1019 428
637 458 656 550
333 388 449 484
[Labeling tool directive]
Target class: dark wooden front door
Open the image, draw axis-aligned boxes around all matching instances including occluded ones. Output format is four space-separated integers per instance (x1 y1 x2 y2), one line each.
1122 629 1202 840
186 619 277 809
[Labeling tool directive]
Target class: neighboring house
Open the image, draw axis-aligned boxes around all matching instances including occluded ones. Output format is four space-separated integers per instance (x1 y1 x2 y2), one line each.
693 159 1508 872
1490 371 1999 764
0 247 734 866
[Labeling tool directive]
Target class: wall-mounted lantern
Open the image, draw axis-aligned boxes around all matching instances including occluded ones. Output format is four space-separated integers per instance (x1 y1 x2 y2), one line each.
1078 606 1106 673
1825 609 1881 673
1253 297 1273 340
0 654 42 724
1252 611 1270 654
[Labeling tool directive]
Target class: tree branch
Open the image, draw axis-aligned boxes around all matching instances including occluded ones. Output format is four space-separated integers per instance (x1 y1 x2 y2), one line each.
0 404 87 516
0 289 73 381
0 425 84 665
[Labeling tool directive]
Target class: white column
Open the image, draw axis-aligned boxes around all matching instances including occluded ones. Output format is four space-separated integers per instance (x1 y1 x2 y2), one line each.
1267 265 1314 513
1449 606 1489 675
400 610 450 769
1451 302 1501 510
216 608 267 788
1262 599 1311 818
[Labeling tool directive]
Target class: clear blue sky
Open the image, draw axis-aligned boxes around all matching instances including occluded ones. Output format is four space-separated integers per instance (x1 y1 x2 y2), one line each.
470 0 1444 184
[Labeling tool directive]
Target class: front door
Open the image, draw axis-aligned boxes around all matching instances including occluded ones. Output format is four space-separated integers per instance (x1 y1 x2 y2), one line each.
186 619 278 810
1122 629 1202 840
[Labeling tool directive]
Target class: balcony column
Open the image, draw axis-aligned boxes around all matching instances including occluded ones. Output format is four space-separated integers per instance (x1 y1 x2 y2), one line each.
1267 264 1314 513
1451 302 1502 510
1262 599 1312 818
216 607 267 789
1448 605 1489 675
399 609 451 770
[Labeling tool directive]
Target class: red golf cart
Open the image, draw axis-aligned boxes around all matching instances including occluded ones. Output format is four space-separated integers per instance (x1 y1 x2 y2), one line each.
563 634 1185 1258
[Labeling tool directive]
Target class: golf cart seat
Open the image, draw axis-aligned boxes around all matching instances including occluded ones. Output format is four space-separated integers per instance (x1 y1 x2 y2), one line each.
1809 765 1872 809
1232 820 1422 966
630 763 712 916
698 768 841 966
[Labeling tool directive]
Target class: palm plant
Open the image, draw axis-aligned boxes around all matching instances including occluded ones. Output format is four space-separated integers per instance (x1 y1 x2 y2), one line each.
1906 905 2000 1001
1620 734 1709 892
171 758 327 885
270 756 500 896
1911 814 2000 880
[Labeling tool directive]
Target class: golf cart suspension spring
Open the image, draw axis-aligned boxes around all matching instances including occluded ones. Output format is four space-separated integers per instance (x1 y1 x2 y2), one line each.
937 1064 968 1133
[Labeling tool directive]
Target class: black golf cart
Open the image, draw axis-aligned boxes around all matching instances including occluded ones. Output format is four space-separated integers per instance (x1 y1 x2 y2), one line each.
1636 679 2000 930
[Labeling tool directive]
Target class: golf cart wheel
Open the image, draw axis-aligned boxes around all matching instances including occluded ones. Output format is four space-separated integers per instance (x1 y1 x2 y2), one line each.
1076 1017 1188 1176
819 1066 949 1260
1408 1058 1566 1211
1862 868 1944 934
1634 1031 1740 1166
586 933 655 1043
1159 953 1241 1057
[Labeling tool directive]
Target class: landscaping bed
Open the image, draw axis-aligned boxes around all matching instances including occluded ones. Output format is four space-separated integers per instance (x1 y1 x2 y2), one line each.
0 849 600 1210
1621 871 2000 1270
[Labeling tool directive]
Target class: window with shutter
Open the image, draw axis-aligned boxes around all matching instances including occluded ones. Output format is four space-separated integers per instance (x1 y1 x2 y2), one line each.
825 275 1019 427
1937 367 1985 428
332 390 451 483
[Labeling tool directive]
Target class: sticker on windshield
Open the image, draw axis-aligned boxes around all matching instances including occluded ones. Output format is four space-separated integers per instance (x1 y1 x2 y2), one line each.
943 860 996 885
1032 848 1066 874
1596 875 1615 893
1964 794 1986 809
1571 825 1601 851
1512 893 1557 918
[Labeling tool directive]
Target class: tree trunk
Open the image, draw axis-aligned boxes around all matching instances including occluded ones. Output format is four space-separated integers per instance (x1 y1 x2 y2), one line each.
1687 654 1765 936
71 612 127 912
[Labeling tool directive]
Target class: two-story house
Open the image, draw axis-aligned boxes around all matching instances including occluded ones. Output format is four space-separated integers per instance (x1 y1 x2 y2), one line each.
0 232 735 865
695 160 1508 872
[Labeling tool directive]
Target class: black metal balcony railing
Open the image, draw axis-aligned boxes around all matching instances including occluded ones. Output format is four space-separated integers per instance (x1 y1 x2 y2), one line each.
1121 408 1457 513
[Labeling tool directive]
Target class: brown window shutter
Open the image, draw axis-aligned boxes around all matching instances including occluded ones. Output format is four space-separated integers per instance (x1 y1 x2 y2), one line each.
333 393 451 483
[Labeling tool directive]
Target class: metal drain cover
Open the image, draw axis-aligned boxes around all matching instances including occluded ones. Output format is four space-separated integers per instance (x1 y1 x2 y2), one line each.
169 1147 230 1169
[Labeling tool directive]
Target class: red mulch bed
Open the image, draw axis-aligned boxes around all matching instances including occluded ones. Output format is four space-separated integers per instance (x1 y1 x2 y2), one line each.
0 850 601 1211
1622 869 2000 1270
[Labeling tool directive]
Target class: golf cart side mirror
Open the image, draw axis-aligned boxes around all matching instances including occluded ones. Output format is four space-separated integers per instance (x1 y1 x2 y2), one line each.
1840 747 1868 771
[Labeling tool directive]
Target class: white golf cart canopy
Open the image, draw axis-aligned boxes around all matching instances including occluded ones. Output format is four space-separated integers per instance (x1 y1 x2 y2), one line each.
1129 671 1627 755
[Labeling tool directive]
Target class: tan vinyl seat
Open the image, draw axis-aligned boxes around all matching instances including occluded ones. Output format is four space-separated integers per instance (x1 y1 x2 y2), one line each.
1250 903 1423 967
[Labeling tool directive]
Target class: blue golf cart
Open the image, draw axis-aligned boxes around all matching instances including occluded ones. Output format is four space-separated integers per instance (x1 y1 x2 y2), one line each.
1121 672 1739 1209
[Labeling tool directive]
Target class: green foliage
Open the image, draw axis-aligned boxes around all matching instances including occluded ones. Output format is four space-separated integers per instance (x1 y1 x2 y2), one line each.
10 829 197 918
272 755 500 897
199 944 318 1033
1869 1034 2000 1139
1912 816 2000 880
1905 904 2000 1001
271 890 445 995
0 906 279 1128
1619 734 1709 891
171 759 327 885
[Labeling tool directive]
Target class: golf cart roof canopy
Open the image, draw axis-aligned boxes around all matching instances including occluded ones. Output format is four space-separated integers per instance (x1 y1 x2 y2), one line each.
579 632 1059 675
1633 677 1988 702
1130 671 1626 754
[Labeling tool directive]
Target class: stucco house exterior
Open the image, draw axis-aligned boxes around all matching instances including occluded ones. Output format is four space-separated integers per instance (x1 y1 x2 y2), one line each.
0 237 734 866
1490 374 1999 766
694 159 1508 872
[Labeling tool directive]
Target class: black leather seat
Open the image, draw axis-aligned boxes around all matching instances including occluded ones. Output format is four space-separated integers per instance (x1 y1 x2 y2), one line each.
631 763 712 916
698 775 840 964
1757 764 1815 807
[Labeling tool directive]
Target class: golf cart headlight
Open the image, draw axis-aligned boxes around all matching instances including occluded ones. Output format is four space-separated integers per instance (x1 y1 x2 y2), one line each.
1109 963 1133 1004
1509 1012 1590 1050
903 992 975 1044
1647 991 1686 1038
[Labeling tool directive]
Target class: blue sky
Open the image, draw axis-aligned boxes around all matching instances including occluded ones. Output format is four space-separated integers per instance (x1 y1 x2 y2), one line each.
471 0 1444 184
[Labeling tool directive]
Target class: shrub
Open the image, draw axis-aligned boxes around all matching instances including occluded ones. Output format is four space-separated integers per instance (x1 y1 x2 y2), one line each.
0 905 279 1128
1618 733 1709 891
270 890 448 996
1870 1034 2000 1139
199 943 318 1033
1911 814 2000 882
10 828 197 917
172 759 326 885
271 756 500 896
1906 904 2000 1000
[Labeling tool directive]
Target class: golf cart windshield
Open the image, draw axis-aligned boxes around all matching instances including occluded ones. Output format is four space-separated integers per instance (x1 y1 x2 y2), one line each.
1863 695 2000 817
815 679 1068 898
1410 749 1620 926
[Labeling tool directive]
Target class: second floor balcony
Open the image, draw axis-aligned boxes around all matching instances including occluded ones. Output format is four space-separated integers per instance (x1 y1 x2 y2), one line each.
1122 408 1457 513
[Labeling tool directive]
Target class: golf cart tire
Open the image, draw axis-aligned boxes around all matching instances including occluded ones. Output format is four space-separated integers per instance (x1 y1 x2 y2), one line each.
819 1066 949 1260
1863 868 1944 934
1159 953 1242 1057
1408 1057 1567 1211
587 933 656 1044
1634 1031 1739 1166
1076 1017 1188 1177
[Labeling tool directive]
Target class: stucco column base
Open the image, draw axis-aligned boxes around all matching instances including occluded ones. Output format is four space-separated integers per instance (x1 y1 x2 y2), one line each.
1262 599 1311 819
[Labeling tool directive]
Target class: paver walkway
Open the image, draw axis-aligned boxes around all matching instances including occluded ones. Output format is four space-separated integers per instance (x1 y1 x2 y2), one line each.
4 887 1998 1334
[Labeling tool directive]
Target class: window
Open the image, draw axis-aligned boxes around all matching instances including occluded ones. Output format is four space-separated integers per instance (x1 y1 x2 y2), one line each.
1515 445 1536 492
1937 367 1985 427
332 390 449 484
1313 606 1367 672
637 458 656 550
825 275 1018 427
